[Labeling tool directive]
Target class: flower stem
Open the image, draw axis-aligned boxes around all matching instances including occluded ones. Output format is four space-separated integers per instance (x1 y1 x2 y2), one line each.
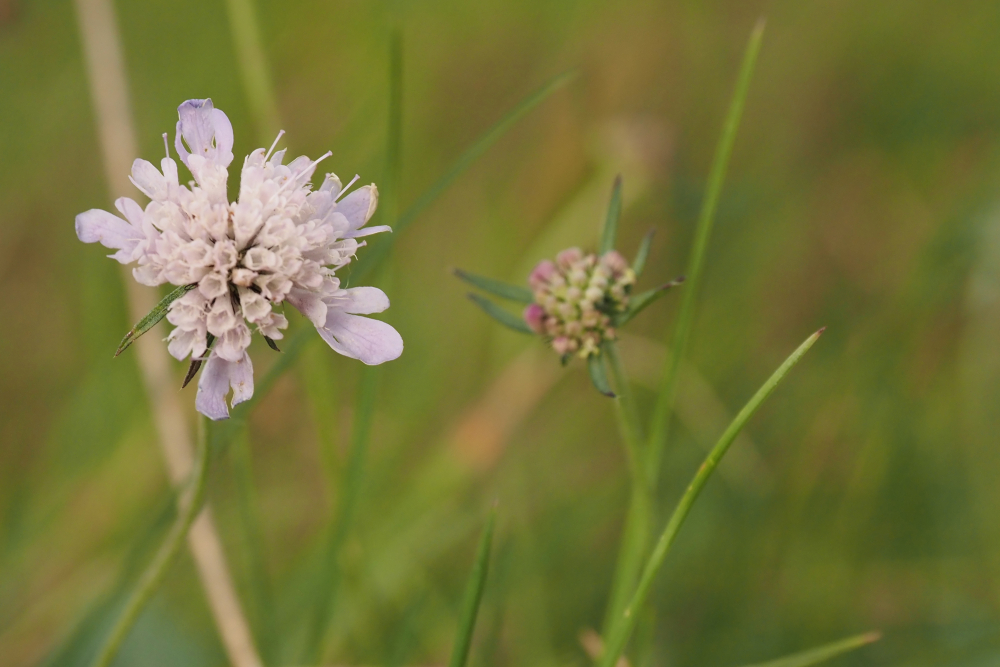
601 343 653 634
90 418 212 667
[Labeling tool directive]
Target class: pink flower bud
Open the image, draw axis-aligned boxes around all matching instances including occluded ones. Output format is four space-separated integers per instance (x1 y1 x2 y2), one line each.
529 260 558 290
552 336 572 355
556 247 584 269
523 303 546 333
601 250 628 274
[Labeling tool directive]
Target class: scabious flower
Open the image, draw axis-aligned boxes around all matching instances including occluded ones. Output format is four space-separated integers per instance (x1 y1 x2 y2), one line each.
76 99 403 420
523 247 635 359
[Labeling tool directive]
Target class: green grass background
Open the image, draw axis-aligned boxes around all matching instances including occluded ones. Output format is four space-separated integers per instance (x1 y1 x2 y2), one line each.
3 0 1000 665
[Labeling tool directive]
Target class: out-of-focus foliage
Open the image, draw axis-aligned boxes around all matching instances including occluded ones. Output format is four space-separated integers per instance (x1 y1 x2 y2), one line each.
2 0 1000 665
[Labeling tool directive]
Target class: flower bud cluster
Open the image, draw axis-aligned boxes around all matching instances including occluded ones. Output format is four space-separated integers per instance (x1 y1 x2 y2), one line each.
523 247 635 358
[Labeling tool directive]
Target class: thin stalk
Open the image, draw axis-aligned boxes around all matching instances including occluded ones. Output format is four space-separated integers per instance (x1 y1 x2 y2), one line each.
601 343 652 634
646 19 765 486
223 0 280 140
90 418 212 667
599 329 822 667
301 364 379 663
447 508 498 667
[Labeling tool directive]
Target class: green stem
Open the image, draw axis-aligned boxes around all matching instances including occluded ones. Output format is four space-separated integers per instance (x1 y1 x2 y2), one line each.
223 0 280 141
646 19 765 486
600 343 653 634
91 417 212 667
599 329 822 667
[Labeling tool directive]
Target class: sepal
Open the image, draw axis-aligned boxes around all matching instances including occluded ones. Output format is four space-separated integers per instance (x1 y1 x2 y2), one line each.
587 352 616 398
599 175 623 255
632 229 654 277
454 268 533 303
467 293 534 334
615 276 685 326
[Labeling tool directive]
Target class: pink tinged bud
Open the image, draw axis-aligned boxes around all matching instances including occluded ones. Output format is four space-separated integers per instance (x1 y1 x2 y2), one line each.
552 336 572 355
556 247 584 269
529 260 558 290
601 250 628 273
523 303 546 333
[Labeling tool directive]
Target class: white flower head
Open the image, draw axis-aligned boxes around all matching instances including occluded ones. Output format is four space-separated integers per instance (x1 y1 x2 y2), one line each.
77 98 403 420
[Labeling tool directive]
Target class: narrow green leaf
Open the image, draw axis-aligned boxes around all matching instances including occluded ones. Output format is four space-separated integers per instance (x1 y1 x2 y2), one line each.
588 353 616 398
632 229 654 277
263 336 281 352
181 333 215 389
740 632 881 667
599 175 623 255
599 327 823 667
647 18 766 486
448 508 497 667
350 70 577 284
454 268 533 303
115 283 196 357
616 277 685 326
468 294 534 335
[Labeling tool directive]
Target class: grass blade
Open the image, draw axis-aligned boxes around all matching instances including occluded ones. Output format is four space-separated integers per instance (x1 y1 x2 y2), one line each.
599 175 623 255
632 230 654 277
739 632 881 667
448 508 497 667
598 328 823 667
616 278 685 326
646 19 766 483
588 353 616 398
454 268 534 303
468 293 534 335
115 283 196 356
350 70 577 284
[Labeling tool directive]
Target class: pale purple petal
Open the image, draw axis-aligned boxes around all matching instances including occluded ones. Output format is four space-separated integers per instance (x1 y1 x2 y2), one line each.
195 351 254 420
287 288 328 326
336 185 378 231
196 352 232 420
174 99 234 169
129 159 168 199
342 225 391 239
76 209 144 264
325 287 389 315
317 309 402 365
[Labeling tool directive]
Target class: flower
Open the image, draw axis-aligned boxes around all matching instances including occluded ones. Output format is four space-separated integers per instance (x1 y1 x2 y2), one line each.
523 247 635 359
76 98 403 420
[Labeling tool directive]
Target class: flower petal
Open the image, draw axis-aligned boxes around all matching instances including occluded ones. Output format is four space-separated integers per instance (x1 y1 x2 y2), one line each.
336 184 378 231
325 286 389 315
174 99 234 169
76 208 144 263
287 288 328 326
195 351 254 420
317 309 402 365
342 224 391 239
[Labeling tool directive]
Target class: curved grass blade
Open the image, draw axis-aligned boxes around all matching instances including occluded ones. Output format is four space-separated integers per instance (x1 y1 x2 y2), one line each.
599 175 623 255
647 19 766 483
468 293 533 335
739 632 881 667
115 283 196 357
454 268 533 303
616 277 685 326
588 353 616 398
350 70 577 284
448 508 497 667
632 230 654 277
598 327 823 667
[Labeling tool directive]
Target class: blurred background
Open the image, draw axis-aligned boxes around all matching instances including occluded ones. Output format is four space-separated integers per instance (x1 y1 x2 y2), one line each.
3 0 1000 665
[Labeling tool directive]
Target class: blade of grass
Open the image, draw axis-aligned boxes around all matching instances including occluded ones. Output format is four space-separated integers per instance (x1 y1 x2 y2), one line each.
454 268 534 303
468 293 534 334
350 69 577 284
301 364 379 663
90 417 212 667
739 632 881 667
646 19 765 486
448 508 497 667
599 328 823 667
599 175 623 254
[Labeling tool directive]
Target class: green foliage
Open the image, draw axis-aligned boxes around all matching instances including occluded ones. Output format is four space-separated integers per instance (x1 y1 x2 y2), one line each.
454 268 534 303
447 509 497 667
739 632 881 667
115 284 196 357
